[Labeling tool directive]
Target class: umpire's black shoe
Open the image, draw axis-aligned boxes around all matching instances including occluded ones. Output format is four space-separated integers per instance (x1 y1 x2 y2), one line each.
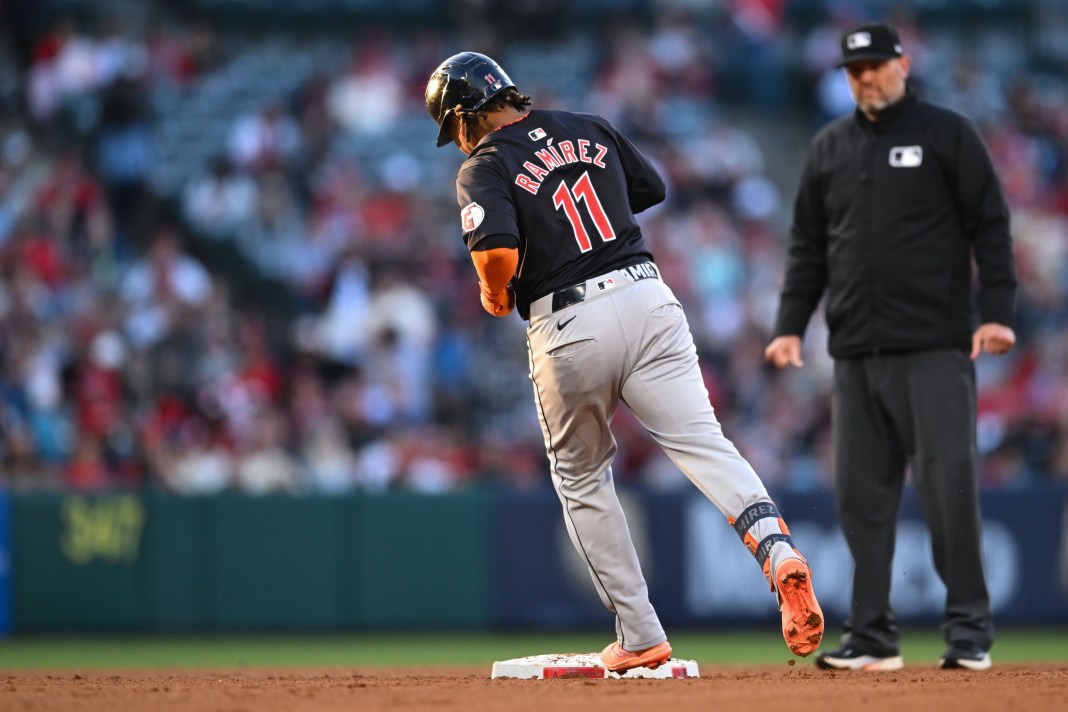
815 644 904 671
939 641 992 670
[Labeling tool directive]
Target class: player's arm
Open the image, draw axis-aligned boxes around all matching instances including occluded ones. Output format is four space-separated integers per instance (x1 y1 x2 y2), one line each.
471 240 519 317
456 160 520 316
601 119 665 213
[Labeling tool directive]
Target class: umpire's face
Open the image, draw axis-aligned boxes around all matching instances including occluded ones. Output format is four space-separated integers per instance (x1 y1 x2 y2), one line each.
844 55 911 118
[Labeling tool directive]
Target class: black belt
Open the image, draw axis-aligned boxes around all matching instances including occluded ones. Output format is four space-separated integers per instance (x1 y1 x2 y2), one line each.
547 261 658 313
551 284 586 312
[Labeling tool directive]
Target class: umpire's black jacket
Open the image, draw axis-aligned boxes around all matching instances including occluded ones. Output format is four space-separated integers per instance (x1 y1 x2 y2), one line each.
774 89 1017 358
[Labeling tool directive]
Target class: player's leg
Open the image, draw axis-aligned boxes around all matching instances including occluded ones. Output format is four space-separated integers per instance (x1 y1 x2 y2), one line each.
526 296 667 655
616 280 822 656
614 285 769 506
616 282 790 561
904 350 993 660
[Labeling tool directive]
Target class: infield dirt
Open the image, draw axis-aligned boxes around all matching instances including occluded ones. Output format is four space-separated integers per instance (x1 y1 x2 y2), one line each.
3 664 1066 711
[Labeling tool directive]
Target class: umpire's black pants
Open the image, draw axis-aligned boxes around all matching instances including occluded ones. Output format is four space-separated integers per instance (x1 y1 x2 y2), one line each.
833 349 993 655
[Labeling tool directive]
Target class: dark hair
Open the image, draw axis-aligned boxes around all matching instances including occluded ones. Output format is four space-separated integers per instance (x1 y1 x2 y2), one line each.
456 87 532 144
480 87 532 114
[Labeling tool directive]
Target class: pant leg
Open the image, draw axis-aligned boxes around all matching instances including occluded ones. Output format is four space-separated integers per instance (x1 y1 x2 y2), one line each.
617 281 804 580
527 287 665 651
901 350 993 649
833 357 907 656
616 281 773 516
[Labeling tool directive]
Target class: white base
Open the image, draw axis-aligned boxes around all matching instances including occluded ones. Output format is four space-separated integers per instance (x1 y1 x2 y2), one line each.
490 653 699 679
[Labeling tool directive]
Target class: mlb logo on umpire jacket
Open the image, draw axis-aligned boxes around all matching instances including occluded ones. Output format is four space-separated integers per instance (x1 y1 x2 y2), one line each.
889 146 923 167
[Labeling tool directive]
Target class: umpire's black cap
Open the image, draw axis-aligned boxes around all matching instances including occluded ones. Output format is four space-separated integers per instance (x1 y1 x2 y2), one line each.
837 22 905 67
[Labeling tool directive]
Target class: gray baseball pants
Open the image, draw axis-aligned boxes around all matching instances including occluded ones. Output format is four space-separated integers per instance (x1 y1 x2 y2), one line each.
526 265 790 651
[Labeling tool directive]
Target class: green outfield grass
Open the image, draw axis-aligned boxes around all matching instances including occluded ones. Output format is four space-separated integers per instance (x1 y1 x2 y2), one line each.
0 628 1066 669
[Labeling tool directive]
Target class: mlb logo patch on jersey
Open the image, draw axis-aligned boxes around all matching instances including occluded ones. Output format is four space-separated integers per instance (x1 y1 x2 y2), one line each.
889 146 923 167
461 202 485 231
528 127 546 141
597 278 616 291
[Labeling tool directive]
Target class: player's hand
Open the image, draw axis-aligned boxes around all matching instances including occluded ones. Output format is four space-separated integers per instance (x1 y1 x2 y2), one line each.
970 323 1015 360
480 282 515 317
765 335 804 368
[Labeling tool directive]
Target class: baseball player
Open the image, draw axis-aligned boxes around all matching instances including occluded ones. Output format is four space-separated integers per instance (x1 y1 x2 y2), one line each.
425 52 823 671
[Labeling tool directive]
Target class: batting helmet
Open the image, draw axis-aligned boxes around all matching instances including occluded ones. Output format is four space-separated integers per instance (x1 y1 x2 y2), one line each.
425 52 515 148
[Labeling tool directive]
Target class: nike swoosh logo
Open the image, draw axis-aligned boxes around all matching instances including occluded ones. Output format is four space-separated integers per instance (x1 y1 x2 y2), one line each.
557 315 577 330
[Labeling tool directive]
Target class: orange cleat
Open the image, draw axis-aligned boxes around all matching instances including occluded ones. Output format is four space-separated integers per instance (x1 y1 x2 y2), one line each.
599 640 673 672
775 558 824 657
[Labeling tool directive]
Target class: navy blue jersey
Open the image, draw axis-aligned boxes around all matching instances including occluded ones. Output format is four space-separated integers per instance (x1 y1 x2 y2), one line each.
455 109 665 319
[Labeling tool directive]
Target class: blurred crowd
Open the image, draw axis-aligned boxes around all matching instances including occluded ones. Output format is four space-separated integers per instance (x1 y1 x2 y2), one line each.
0 0 1066 496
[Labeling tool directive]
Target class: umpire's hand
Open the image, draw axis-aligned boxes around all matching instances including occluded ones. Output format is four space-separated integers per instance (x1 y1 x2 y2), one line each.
971 323 1016 360
765 335 804 368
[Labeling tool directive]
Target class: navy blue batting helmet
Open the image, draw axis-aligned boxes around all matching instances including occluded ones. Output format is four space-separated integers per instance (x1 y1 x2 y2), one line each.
425 52 515 148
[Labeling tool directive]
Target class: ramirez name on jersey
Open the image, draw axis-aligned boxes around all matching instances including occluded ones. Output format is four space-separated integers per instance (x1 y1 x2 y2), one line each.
514 138 610 195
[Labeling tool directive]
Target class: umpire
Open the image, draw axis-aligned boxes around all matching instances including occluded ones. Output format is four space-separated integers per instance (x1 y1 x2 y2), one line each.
765 22 1016 671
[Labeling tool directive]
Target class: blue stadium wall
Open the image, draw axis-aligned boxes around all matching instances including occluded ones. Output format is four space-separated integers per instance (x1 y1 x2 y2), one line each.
2 488 1066 632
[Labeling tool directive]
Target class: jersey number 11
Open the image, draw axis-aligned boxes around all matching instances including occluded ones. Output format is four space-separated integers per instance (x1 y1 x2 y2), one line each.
552 171 616 253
